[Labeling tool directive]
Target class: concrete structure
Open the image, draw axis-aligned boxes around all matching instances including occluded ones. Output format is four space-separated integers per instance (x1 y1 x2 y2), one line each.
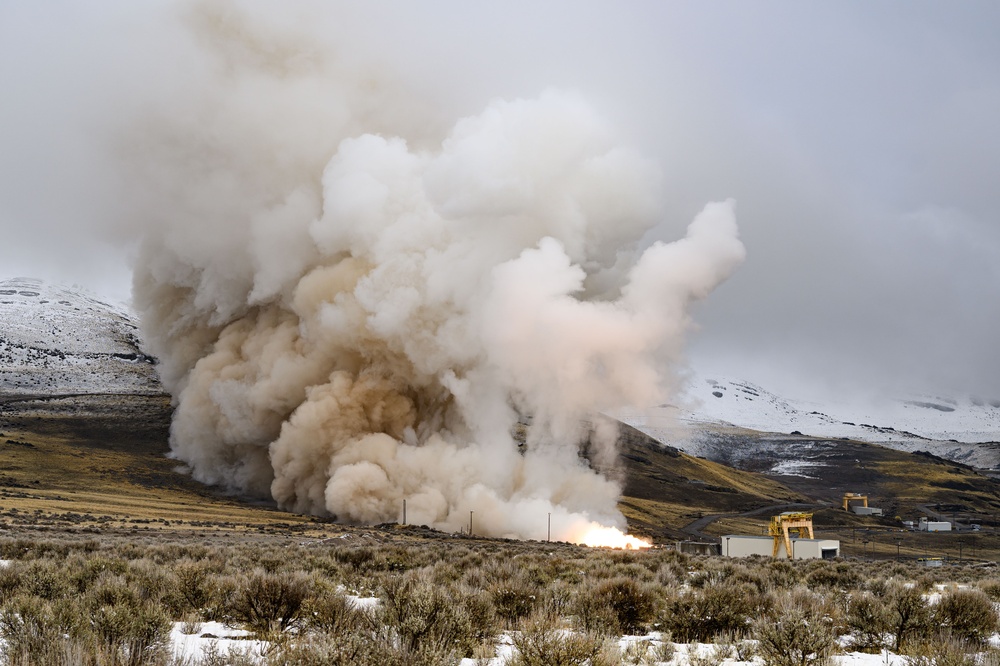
918 517 952 532
851 506 884 517
676 541 721 556
722 535 840 560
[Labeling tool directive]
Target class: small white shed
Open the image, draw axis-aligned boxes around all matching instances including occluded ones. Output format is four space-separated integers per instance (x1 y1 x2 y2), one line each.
918 517 952 532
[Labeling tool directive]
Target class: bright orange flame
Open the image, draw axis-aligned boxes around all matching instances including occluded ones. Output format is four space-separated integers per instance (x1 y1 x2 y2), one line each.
577 525 652 550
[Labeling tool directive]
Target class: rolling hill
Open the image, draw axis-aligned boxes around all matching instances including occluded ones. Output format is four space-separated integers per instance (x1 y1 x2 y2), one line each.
3 278 1000 559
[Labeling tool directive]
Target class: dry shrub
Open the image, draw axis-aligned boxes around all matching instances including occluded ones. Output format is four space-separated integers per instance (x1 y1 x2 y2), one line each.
540 579 575 618
458 584 501 645
15 559 71 600
978 578 1000 601
66 554 129 594
0 563 21 604
803 562 862 591
227 568 313 634
89 600 171 666
571 585 621 637
591 577 657 635
490 580 538 627
650 639 676 664
660 581 764 642
506 613 606 666
620 638 652 665
845 590 891 652
0 590 169 666
265 629 461 666
904 634 978 666
752 590 837 666
764 560 802 589
379 573 478 657
0 594 83 665
303 585 369 635
885 582 933 653
172 558 220 617
934 588 998 644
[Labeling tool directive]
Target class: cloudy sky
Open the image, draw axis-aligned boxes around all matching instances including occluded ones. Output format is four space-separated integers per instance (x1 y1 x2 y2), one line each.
1 1 998 398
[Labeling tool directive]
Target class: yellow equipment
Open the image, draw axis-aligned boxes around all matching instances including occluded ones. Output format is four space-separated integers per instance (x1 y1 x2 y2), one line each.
769 512 814 558
842 493 868 511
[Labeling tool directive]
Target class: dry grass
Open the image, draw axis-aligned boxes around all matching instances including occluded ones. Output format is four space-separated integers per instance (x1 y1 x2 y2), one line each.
0 395 335 541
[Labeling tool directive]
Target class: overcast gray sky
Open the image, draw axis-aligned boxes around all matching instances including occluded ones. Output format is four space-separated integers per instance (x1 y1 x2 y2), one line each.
1 1 998 397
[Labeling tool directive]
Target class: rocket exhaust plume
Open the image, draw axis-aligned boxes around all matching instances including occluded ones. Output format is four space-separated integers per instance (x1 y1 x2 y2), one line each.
125 3 745 543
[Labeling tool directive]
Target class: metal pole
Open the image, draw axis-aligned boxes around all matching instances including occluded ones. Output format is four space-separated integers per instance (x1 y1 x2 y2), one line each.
547 513 551 542
469 510 473 536
403 499 406 525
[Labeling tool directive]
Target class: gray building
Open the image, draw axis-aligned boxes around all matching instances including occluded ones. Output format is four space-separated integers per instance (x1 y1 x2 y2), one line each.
721 535 840 560
676 541 722 556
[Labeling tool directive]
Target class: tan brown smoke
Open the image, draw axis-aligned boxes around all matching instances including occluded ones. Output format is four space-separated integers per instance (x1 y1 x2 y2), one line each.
126 2 745 540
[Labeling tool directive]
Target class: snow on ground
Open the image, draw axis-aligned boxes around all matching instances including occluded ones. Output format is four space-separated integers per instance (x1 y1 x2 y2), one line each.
156 626 994 665
0 277 159 395
169 621 268 662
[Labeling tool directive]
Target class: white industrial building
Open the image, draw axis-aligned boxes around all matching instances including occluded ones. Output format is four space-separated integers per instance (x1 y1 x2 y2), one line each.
852 506 883 517
918 517 952 532
721 535 840 560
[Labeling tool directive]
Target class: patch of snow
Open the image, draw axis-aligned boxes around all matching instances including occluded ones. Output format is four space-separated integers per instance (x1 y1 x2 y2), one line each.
347 594 381 609
832 650 907 666
169 621 268 663
769 460 822 478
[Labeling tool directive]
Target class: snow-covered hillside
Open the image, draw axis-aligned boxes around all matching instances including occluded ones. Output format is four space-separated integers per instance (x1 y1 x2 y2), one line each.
619 375 1000 468
0 277 159 394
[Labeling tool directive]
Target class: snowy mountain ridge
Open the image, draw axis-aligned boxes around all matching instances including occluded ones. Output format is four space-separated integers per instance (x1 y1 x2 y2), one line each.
618 374 1000 469
0 277 159 395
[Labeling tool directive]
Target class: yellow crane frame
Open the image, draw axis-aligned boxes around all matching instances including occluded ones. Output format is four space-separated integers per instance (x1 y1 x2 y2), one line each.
769 512 814 558
842 493 868 511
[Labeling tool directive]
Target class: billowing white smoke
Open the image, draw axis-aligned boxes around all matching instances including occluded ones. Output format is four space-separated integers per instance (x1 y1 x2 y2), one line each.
128 3 745 541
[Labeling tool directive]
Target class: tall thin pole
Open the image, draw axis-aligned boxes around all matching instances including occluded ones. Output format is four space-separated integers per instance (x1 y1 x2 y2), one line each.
403 499 406 525
547 513 551 542
469 510 474 536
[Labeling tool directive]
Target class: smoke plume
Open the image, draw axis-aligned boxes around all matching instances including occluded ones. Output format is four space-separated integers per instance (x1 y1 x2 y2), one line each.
127 3 745 541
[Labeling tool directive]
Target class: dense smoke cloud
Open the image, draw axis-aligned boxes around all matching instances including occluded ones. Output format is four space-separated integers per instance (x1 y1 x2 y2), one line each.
4 2 999 405
124 3 744 539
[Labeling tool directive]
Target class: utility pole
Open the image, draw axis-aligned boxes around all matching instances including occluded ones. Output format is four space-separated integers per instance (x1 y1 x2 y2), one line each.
547 513 551 542
469 510 474 536
402 499 406 525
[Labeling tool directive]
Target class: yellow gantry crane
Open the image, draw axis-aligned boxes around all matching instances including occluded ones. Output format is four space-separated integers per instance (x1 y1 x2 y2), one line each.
769 512 814 558
842 493 868 511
